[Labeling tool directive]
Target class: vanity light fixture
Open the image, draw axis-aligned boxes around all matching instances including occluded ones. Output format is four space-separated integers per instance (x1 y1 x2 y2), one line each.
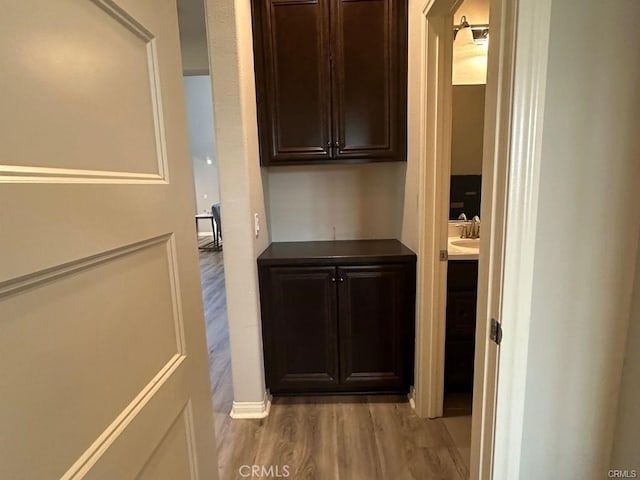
453 16 489 85
453 16 489 46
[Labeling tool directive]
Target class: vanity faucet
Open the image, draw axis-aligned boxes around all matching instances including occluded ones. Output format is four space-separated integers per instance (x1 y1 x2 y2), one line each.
469 216 481 239
458 215 480 239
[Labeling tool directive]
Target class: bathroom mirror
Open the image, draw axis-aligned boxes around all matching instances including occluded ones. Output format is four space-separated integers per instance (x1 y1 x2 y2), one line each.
449 84 485 219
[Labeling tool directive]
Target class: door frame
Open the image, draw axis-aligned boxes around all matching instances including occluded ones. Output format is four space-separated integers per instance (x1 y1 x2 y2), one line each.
414 0 553 478
412 0 462 422
488 0 552 477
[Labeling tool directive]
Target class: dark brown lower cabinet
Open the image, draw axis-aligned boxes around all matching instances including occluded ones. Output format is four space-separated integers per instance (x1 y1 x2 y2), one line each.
258 240 416 395
444 260 479 394
260 266 340 393
338 265 413 391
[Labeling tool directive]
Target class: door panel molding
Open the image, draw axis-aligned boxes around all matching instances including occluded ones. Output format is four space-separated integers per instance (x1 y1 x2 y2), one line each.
136 400 200 480
0 234 187 358
1 0 218 477
0 234 192 479
0 0 168 182
61 355 189 479
1 234 169 295
0 165 167 184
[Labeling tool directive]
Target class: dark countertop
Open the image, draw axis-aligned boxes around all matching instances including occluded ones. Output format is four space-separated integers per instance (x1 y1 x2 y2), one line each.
257 239 416 266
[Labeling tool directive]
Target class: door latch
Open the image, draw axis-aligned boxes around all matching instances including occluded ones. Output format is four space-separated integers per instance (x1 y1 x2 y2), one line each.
490 318 502 345
439 249 448 261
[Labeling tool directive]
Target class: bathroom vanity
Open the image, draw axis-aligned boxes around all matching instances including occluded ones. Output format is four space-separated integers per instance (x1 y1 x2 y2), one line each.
258 240 416 395
445 228 479 394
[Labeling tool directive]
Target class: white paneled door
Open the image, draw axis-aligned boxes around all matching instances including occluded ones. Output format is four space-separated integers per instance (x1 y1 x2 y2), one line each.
0 1 218 478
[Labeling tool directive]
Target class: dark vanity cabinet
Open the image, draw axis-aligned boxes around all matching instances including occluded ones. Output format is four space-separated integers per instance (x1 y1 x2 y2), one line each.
250 0 407 166
444 260 479 393
258 240 416 394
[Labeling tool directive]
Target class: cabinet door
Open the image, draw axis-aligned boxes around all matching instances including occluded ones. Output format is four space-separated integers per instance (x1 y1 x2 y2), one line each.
445 260 478 394
444 340 476 393
252 0 332 165
337 264 414 391
446 290 478 340
260 266 339 393
331 0 407 162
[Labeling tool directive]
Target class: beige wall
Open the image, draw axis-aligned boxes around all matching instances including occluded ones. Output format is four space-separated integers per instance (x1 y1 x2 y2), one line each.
454 0 489 24
451 85 485 175
206 0 270 404
267 163 405 242
517 0 640 477
611 235 640 471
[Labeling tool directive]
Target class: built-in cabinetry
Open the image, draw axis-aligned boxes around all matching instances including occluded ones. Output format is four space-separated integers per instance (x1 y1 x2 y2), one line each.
258 240 416 394
250 0 407 166
444 260 478 393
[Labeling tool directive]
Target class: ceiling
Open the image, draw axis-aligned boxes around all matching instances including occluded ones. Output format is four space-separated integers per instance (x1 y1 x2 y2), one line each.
176 0 209 73
177 0 207 41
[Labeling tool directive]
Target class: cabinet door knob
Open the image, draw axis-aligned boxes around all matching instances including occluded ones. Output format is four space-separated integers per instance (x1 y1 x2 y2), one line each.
331 277 336 282
339 277 344 282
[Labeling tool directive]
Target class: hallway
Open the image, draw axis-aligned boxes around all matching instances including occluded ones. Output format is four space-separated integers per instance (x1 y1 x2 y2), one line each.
199 251 472 479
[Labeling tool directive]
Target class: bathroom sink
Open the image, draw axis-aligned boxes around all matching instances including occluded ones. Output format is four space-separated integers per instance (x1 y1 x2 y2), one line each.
451 238 481 249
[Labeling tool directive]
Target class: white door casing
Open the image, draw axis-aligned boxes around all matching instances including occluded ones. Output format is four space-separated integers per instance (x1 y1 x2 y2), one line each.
0 1 218 479
489 0 552 477
413 0 462 421
415 0 523 478
469 0 519 476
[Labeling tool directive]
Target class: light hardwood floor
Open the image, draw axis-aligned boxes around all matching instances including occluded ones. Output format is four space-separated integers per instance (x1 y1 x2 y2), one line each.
198 249 472 480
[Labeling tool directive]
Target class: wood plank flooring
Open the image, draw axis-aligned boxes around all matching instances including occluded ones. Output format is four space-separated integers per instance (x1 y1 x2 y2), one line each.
198 249 472 480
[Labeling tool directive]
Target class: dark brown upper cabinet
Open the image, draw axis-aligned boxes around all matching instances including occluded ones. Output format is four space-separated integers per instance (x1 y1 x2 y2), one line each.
251 0 407 166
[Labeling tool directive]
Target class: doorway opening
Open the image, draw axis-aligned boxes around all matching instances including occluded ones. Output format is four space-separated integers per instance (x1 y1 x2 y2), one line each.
177 0 232 449
177 0 518 476
413 0 515 476
443 10 489 417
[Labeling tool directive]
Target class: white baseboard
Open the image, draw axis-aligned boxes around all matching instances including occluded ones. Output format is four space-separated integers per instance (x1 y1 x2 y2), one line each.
408 385 416 410
229 392 272 419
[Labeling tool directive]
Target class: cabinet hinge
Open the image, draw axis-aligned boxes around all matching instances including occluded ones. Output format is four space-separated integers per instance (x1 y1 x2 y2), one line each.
490 318 503 345
439 250 448 261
